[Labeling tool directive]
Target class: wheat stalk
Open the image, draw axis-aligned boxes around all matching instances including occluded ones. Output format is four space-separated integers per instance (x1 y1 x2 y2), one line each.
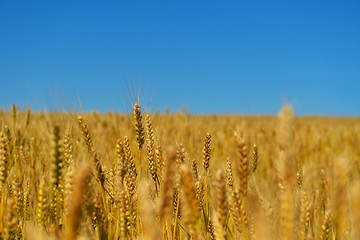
133 102 145 150
234 132 248 197
203 132 211 174
77 115 106 188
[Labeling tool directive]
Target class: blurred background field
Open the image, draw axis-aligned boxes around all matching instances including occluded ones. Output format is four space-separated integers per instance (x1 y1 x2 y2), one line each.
0 104 359 239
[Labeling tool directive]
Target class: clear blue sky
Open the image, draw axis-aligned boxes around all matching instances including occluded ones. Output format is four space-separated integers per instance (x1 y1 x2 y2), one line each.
1 1 359 115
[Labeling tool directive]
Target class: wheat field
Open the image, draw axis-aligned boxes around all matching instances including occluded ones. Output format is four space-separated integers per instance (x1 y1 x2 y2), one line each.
0 103 359 239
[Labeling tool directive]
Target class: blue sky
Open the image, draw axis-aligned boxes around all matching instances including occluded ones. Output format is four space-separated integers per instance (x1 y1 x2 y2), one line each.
1 1 359 115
